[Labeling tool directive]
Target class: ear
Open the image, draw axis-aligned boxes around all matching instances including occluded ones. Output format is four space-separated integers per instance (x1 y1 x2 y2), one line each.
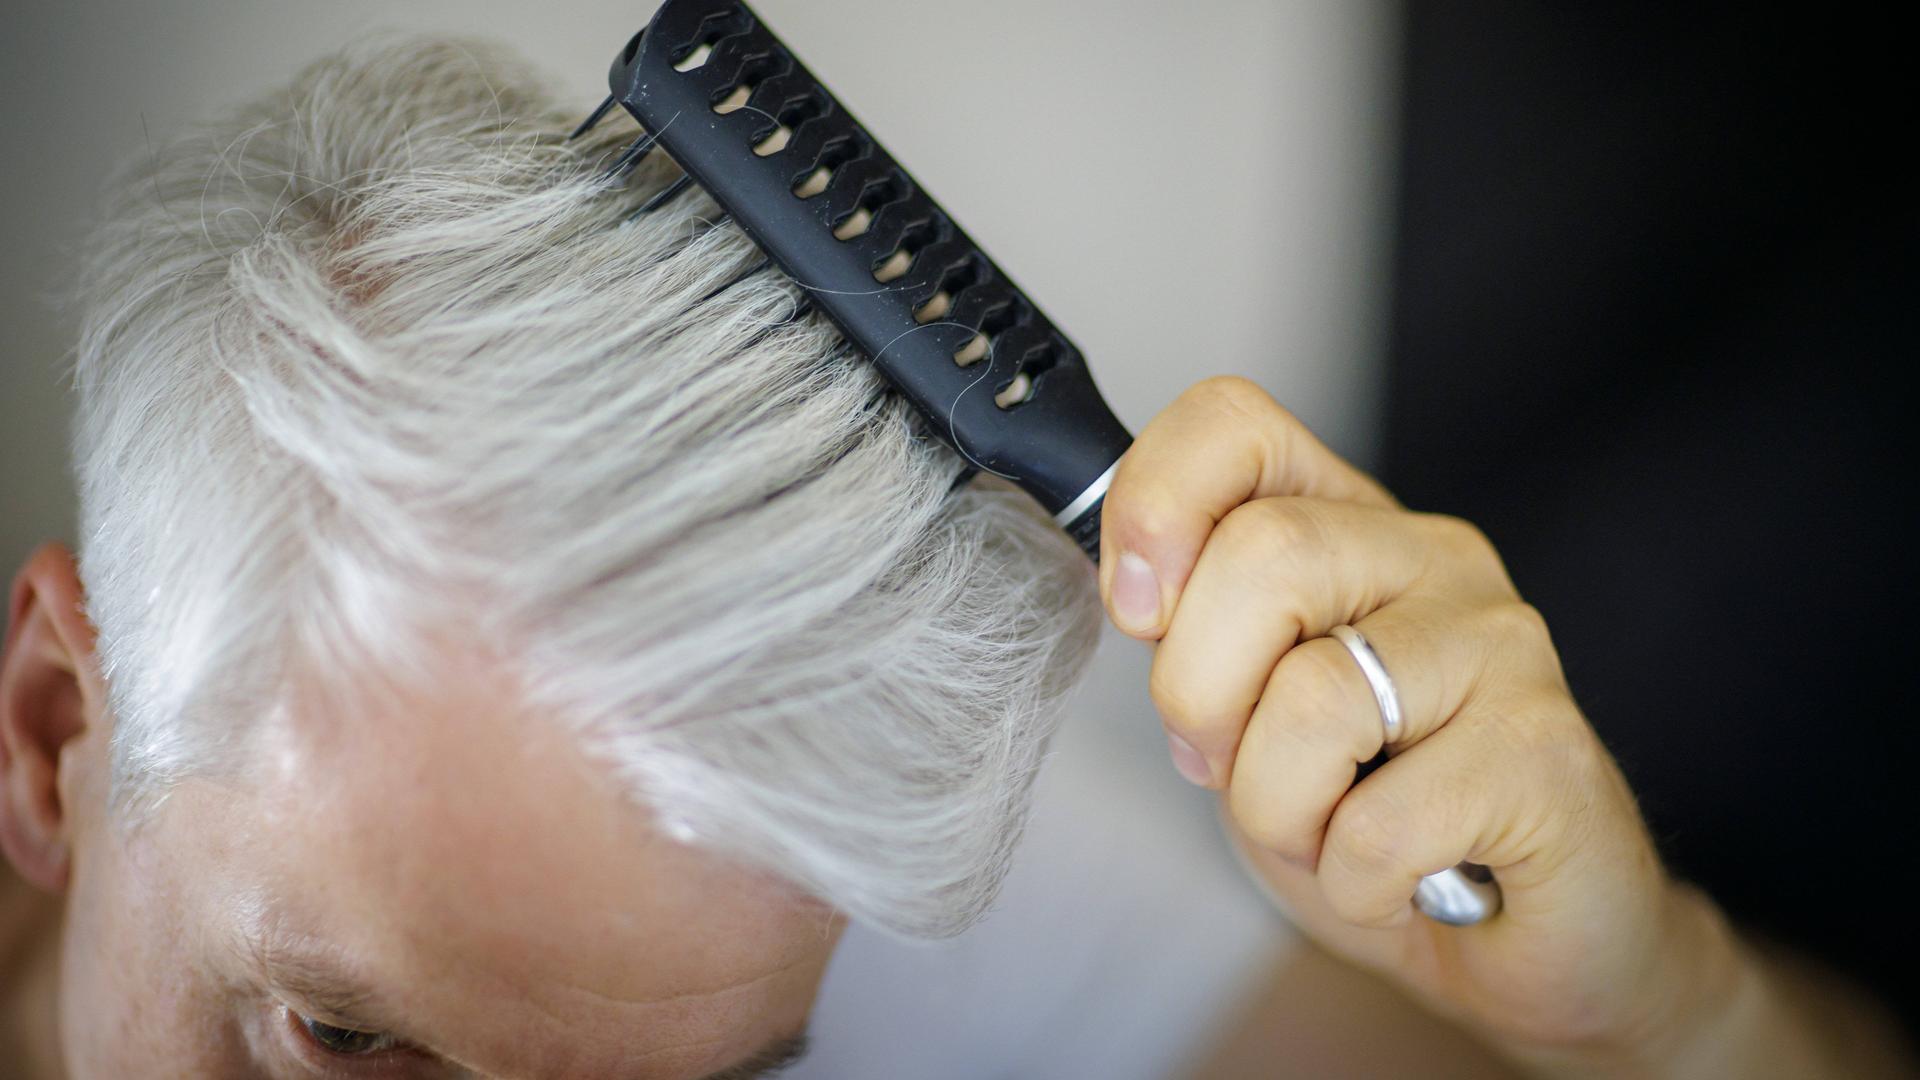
0 543 108 893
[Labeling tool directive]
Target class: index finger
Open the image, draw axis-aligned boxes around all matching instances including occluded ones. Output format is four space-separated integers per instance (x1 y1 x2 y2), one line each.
1098 376 1397 639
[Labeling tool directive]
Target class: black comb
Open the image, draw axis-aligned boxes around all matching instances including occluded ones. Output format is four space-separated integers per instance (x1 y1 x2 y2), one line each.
574 0 1132 561
572 0 1503 930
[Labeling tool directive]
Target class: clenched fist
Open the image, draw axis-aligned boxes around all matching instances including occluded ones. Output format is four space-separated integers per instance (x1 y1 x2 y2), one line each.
1093 377 1897 1077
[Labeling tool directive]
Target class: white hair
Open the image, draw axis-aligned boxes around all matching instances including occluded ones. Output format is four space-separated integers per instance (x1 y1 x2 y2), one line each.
69 37 1101 938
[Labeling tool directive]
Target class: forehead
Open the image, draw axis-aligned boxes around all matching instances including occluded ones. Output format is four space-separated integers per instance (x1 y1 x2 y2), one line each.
179 657 837 1077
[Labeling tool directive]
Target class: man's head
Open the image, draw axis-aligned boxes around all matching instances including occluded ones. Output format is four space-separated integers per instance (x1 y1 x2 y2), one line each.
0 37 1098 1077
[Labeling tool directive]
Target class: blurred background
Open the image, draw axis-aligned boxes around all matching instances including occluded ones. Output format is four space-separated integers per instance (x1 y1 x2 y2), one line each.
1 0 1911 1073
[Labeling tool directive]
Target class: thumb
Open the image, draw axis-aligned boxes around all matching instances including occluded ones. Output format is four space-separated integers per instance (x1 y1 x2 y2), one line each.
1098 377 1395 639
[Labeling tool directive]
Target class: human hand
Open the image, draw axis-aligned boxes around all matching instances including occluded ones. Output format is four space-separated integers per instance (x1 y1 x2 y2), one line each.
1097 377 1745 1072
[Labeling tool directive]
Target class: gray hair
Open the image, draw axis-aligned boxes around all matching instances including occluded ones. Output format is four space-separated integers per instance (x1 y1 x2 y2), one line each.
69 37 1101 938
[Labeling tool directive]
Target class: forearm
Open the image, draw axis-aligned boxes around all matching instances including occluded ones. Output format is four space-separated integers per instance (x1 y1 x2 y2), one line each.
1499 887 1915 1080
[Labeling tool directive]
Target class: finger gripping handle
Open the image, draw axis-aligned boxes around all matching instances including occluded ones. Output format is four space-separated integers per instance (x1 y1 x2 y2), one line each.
1069 475 1500 924
1354 752 1503 926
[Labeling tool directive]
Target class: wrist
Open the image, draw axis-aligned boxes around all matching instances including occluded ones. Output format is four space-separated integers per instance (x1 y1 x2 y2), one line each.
1622 887 1767 1078
1501 882 1756 1079
1627 883 1755 1073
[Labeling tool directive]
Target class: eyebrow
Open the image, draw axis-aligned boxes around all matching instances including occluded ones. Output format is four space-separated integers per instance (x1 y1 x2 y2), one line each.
697 1032 811 1080
241 932 399 1031
243 930 810 1079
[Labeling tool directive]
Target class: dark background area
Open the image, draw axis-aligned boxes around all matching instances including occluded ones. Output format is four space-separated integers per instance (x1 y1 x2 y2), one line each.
1385 6 1915 1026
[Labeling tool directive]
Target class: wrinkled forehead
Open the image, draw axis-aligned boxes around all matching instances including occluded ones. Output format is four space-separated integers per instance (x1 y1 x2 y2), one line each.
173 653 838 1075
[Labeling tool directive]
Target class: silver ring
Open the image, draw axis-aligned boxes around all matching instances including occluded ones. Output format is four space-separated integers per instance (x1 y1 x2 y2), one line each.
1329 624 1404 745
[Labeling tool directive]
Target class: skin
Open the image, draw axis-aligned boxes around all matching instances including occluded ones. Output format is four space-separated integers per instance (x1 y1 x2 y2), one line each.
0 544 839 1079
2 375 1911 1077
1096 376 1914 1077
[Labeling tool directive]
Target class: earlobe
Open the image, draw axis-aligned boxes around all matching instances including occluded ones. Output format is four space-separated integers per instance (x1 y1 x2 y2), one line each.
0 543 104 894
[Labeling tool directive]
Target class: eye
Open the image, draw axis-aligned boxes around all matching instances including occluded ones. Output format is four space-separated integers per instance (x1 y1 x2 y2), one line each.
296 1013 399 1056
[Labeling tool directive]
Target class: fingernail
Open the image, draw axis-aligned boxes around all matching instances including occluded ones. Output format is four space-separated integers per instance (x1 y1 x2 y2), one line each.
1165 729 1212 787
1112 552 1161 633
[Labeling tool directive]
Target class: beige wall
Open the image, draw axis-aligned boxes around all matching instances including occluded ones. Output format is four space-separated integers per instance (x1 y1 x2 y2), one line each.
0 0 1399 596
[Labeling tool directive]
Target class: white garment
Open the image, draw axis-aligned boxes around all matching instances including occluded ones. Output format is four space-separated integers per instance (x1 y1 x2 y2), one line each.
790 628 1298 1080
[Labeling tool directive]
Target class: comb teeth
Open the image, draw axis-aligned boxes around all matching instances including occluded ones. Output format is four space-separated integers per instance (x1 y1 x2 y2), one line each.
593 0 1131 558
627 173 695 219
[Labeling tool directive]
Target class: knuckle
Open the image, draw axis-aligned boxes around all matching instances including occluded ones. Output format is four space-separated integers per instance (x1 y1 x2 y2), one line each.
1271 644 1369 745
1425 511 1489 549
1115 497 1185 555
1190 374 1280 421
1220 498 1329 566
1492 599 1552 644
1147 660 1214 737
1494 700 1615 851
1423 512 1509 581
1321 795 1421 927
1104 461 1185 548
1327 792 1410 880
1197 502 1327 620
1477 601 1569 688
1482 692 1594 807
1226 781 1318 862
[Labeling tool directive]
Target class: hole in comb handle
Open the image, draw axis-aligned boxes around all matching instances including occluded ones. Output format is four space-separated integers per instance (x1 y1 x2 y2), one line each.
912 290 952 324
753 124 792 156
833 206 874 240
793 136 857 200
792 165 833 199
871 248 913 283
872 220 933 283
674 42 714 71
916 260 979 324
994 371 1034 409
994 345 1059 410
956 296 1019 368
953 333 990 367
713 84 752 114
832 177 900 241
